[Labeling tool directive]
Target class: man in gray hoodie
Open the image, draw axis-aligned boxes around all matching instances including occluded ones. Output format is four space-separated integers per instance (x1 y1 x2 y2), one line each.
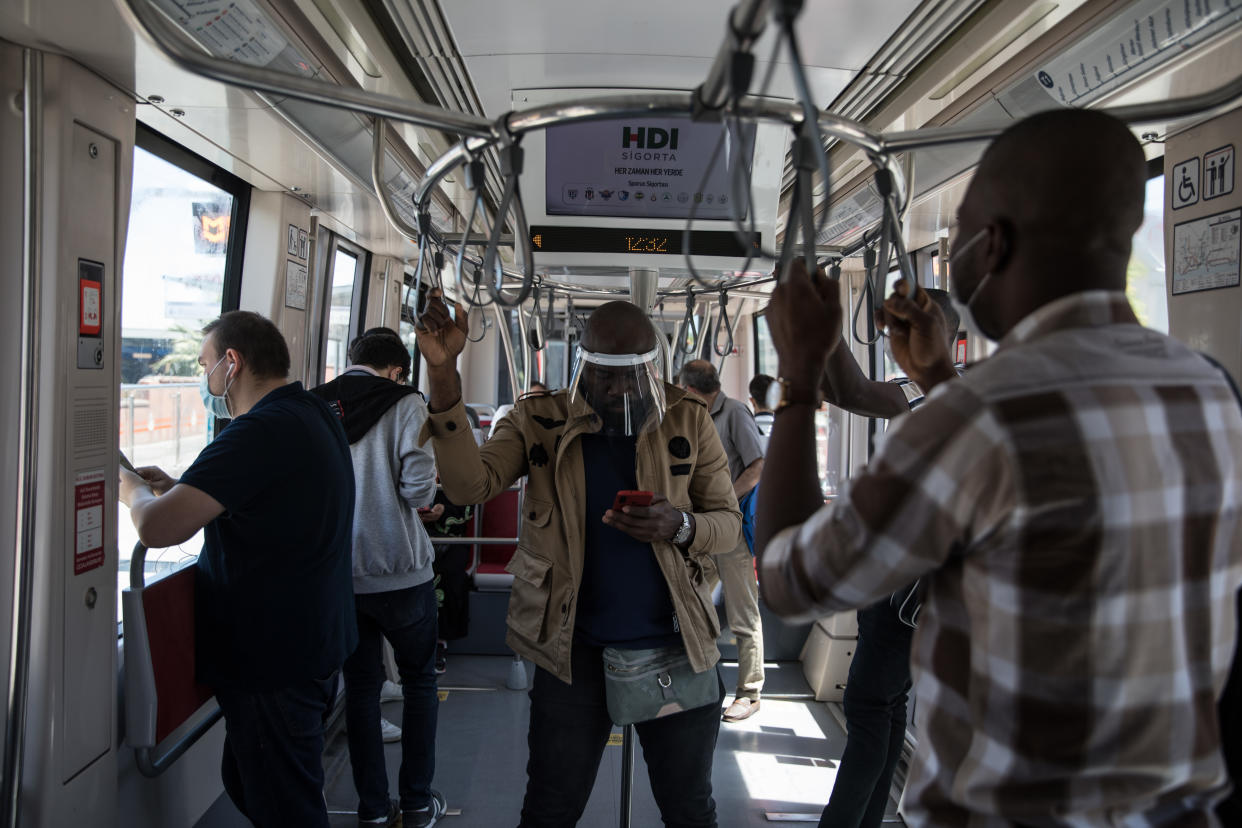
312 328 445 828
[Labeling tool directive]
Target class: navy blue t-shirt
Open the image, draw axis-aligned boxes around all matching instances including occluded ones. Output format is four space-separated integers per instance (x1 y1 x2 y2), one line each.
575 433 681 649
179 382 357 691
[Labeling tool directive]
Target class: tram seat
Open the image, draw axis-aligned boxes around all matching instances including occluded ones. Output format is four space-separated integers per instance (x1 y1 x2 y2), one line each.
122 556 220 776
799 612 858 703
473 487 522 591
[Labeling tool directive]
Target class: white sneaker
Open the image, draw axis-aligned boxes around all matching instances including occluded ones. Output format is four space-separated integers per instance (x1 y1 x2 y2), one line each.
380 718 402 743
380 680 403 702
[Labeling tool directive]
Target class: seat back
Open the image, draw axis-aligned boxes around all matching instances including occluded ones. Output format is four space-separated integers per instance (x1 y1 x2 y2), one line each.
474 487 522 590
123 565 215 747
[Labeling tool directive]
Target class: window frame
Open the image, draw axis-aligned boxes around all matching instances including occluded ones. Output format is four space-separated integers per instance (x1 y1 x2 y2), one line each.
134 123 250 313
399 270 426 389
118 126 253 636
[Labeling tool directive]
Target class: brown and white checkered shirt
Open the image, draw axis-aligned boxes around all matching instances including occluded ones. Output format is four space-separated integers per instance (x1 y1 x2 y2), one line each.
762 291 1242 826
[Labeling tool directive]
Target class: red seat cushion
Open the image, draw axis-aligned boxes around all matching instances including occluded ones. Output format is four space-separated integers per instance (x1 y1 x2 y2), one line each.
477 489 520 572
142 566 215 744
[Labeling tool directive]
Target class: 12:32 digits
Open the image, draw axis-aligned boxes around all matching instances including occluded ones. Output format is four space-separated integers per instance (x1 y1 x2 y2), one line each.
624 235 671 253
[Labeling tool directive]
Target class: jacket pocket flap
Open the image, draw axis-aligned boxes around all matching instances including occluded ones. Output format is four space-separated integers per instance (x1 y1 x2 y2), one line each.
506 551 552 586
522 496 554 529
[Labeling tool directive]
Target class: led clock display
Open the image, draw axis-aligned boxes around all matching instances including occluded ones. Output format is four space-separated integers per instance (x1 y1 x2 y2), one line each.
529 226 757 257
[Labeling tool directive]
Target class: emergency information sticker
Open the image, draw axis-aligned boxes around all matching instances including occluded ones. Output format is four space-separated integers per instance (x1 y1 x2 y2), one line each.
73 469 106 575
79 279 101 336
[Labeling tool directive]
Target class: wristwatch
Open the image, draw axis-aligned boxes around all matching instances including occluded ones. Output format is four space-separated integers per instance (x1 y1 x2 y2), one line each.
766 376 821 413
671 511 692 545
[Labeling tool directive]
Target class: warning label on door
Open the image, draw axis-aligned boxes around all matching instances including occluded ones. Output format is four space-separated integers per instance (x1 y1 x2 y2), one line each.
74 469 105 575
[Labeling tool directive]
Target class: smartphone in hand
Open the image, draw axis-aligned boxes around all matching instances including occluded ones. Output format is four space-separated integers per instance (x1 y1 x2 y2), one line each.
612 490 654 512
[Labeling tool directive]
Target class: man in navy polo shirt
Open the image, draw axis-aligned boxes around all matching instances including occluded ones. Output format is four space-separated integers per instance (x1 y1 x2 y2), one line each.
120 310 356 828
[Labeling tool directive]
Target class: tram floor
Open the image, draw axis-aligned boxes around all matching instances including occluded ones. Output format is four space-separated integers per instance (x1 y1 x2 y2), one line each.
196 655 904 827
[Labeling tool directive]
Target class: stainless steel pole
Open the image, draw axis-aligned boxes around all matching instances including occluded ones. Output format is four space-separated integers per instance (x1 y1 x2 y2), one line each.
4 47 43 828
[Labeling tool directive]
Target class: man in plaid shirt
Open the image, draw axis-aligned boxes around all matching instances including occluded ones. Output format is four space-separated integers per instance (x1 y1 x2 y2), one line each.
756 109 1242 825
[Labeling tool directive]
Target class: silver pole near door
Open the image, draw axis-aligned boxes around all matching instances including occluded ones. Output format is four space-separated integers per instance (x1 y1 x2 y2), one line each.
3 47 42 828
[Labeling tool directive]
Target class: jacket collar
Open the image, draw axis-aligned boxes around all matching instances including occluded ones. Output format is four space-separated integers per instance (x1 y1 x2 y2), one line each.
999 290 1139 351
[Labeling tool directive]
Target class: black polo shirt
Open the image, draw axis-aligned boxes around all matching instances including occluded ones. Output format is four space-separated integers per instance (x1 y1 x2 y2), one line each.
180 382 357 691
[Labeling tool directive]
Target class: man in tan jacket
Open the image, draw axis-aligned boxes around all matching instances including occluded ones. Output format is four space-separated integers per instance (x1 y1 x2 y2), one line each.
417 293 740 827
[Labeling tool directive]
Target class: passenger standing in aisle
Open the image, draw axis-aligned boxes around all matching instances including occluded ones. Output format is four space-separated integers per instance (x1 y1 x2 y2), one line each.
756 110 1242 824
747 374 776 452
810 289 959 828
119 311 356 828
417 294 740 828
681 360 766 722
312 327 446 828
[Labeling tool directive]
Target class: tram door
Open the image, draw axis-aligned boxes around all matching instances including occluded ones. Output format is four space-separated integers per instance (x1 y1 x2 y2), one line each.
0 45 134 826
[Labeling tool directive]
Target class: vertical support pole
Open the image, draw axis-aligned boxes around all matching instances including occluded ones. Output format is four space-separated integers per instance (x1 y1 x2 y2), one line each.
173 391 181 466
4 47 42 828
619 724 635 828
126 394 135 460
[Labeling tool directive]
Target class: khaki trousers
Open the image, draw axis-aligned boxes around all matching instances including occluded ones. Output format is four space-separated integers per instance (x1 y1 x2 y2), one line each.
717 537 764 700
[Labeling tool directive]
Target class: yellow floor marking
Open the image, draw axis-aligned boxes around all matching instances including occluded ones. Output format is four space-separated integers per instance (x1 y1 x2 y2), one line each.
606 733 624 746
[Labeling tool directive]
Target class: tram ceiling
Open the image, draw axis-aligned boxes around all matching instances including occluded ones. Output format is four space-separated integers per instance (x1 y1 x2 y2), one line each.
122 0 1242 309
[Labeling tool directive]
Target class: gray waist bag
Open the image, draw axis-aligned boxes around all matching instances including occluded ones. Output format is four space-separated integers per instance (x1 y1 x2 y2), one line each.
601 646 719 726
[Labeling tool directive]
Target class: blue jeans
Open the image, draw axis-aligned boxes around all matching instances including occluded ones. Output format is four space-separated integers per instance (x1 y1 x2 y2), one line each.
519 637 724 828
820 600 914 828
343 580 439 819
216 674 337 828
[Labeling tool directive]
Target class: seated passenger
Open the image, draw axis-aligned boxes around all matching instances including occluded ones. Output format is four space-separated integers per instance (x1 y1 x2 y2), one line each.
311 327 445 827
810 291 959 828
118 311 356 828
422 492 476 674
489 380 550 438
416 294 740 827
756 110 1242 824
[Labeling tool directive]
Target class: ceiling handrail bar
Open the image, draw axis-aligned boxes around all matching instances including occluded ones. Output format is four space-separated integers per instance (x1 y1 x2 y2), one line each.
118 0 493 138
879 72 1242 153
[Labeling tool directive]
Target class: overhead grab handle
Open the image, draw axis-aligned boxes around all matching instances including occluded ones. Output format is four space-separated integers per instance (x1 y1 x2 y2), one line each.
479 140 536 308
528 285 546 351
713 290 735 358
678 292 698 357
874 169 919 306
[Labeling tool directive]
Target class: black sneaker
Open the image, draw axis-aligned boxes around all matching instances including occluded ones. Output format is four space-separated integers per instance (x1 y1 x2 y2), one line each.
358 798 401 827
434 641 447 675
403 790 446 828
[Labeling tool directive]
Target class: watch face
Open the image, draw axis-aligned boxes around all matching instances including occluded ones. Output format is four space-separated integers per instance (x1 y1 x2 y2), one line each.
765 379 784 411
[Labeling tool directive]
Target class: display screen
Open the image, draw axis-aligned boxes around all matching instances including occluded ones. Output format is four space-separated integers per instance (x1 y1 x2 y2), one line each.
545 117 755 221
530 225 759 257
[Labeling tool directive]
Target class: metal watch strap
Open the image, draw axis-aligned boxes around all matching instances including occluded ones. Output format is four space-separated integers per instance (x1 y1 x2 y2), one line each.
671 511 692 545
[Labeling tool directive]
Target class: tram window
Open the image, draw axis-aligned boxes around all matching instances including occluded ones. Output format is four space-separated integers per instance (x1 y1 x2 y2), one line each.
321 236 370 382
1127 173 1168 333
398 274 424 388
753 313 777 377
117 126 249 632
543 339 568 389
752 309 838 497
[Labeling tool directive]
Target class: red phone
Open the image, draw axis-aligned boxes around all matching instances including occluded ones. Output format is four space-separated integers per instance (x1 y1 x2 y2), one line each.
612 490 654 511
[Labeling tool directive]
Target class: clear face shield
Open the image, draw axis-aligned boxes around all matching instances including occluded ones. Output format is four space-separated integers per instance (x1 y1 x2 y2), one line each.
568 347 667 437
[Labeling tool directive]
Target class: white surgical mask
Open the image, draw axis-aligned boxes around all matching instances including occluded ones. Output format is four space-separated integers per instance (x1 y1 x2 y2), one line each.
199 355 234 419
948 229 995 340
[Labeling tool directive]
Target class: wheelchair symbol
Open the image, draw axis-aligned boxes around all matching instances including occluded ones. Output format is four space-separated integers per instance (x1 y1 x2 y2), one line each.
1178 170 1197 204
1172 158 1200 209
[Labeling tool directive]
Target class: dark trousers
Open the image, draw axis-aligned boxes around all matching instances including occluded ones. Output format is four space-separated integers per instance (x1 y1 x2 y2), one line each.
820 600 914 828
518 638 724 828
343 580 440 819
216 674 337 828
